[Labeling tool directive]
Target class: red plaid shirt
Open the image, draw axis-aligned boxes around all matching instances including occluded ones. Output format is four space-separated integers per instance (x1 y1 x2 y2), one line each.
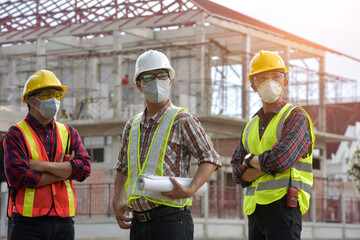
4 114 91 202
114 100 221 211
231 101 312 187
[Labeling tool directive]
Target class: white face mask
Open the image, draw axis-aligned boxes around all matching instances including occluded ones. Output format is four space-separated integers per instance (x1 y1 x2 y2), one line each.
34 97 61 119
141 80 170 103
257 80 284 103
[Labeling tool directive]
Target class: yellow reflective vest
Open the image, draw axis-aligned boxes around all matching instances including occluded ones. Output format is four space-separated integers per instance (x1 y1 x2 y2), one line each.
242 104 315 215
125 106 192 207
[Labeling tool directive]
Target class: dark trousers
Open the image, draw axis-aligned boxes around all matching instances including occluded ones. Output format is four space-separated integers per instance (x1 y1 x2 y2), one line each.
248 195 302 240
130 208 194 240
7 214 74 240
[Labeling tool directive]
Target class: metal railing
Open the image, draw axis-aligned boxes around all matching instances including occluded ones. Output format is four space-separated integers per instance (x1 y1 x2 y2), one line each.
72 183 360 223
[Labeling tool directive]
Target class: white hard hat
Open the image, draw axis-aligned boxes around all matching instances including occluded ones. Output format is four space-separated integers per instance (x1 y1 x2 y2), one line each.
133 50 175 83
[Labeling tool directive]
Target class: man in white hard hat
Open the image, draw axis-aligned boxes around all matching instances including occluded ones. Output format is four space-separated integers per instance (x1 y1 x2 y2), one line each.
231 50 315 240
3 70 91 240
113 50 221 239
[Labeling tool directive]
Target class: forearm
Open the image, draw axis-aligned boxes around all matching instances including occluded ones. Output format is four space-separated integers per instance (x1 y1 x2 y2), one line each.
41 162 73 179
37 172 64 187
241 168 264 182
113 171 128 205
112 171 133 230
188 162 217 195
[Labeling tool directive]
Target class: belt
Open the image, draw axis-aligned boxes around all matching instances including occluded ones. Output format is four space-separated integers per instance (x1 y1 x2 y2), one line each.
134 205 189 223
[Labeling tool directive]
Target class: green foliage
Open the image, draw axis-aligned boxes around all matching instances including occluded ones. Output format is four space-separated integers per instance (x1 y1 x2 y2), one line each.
347 145 360 194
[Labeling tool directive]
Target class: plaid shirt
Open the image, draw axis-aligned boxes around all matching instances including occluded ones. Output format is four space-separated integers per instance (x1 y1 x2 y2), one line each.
231 101 312 187
4 114 91 201
114 100 221 211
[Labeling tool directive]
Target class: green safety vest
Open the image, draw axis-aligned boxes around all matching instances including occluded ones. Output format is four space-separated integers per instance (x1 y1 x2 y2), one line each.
125 106 193 207
242 103 315 215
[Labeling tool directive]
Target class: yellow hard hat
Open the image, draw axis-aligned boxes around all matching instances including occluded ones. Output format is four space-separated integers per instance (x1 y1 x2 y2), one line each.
22 70 67 104
248 50 288 80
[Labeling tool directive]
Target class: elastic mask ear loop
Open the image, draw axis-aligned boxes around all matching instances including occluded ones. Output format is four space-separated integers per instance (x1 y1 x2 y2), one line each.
32 97 42 113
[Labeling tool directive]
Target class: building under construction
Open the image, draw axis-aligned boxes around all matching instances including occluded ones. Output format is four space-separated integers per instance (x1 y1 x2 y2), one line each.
1 0 360 239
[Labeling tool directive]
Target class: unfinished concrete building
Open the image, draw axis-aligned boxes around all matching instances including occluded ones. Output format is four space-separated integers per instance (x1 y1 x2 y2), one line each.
1 0 360 239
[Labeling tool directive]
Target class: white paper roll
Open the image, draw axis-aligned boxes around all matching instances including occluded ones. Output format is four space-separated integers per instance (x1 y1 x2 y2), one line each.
136 174 207 196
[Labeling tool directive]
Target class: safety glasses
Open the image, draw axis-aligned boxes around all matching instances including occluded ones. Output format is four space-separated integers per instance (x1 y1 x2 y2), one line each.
36 90 64 100
253 72 285 85
140 72 169 82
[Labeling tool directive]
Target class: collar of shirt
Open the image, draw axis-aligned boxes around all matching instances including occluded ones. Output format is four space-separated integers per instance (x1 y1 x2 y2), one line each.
255 100 287 119
141 99 173 125
25 113 55 131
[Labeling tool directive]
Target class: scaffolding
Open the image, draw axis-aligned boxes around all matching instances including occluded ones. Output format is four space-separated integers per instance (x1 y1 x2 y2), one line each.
2 1 360 232
1 1 360 173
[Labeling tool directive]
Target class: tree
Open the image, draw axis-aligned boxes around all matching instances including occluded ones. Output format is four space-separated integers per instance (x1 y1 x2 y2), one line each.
347 145 360 196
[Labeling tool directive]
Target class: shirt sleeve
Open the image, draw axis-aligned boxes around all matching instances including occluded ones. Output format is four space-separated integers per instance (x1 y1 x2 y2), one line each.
230 134 251 188
180 114 221 167
258 108 312 176
4 126 43 189
113 120 132 175
67 126 91 182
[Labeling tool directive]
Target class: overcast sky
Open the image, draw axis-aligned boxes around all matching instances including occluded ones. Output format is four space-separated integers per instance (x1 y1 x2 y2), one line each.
210 0 360 81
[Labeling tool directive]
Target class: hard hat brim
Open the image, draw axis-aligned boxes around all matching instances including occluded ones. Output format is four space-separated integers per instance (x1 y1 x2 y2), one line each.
248 67 289 80
22 85 68 104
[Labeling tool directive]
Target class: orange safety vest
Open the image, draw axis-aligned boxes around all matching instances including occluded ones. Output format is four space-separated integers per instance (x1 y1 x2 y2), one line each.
8 120 76 217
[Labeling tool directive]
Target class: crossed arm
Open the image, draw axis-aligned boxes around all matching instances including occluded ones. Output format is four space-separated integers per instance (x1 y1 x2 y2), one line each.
240 155 265 182
29 151 74 187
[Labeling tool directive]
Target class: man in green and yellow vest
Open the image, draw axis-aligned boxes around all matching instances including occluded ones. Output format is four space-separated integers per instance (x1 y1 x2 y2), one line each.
112 50 221 240
3 70 91 240
231 50 315 240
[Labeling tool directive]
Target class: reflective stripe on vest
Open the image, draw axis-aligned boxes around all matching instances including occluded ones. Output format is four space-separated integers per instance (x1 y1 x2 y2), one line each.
245 179 312 196
242 104 315 215
14 120 76 217
125 106 192 207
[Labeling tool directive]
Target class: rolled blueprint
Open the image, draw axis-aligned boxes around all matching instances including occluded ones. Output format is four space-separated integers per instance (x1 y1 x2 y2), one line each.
136 174 208 196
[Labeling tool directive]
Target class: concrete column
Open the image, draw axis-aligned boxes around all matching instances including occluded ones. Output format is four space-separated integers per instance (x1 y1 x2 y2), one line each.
204 48 212 115
74 65 82 119
0 185 8 238
196 13 206 114
341 194 346 224
311 190 317 239
0 72 4 105
203 188 209 239
341 194 346 240
112 135 121 165
241 35 251 119
88 57 98 118
282 46 291 101
89 57 98 98
36 38 46 70
319 56 326 132
113 30 123 118
2 59 17 106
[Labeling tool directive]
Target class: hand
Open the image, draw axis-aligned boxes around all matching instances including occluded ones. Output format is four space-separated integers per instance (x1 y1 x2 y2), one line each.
29 159 46 172
113 200 133 229
161 177 194 199
59 151 75 163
